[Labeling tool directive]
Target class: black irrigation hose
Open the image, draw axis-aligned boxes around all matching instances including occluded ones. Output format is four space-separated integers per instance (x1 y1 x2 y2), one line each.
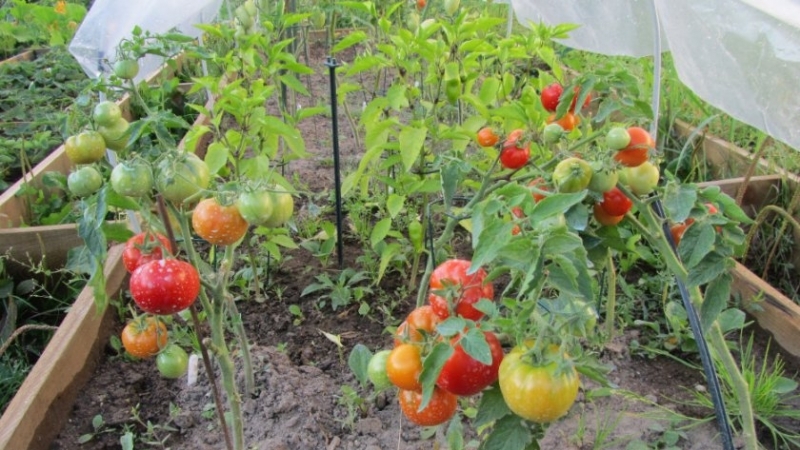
652 199 735 450
326 56 345 269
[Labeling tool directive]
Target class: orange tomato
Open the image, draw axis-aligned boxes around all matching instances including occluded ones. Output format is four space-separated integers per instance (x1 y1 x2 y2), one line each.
386 344 423 390
192 198 249 246
476 127 500 147
394 305 440 346
121 316 168 359
546 113 578 131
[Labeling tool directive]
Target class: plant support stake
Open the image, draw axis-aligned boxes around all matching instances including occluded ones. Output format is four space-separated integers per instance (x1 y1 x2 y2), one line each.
326 56 345 269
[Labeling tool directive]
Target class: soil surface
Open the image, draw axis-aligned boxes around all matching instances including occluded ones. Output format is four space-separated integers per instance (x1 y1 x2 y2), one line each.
49 34 800 450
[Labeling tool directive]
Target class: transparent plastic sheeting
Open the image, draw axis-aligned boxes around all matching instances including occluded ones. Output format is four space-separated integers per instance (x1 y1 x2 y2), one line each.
511 0 800 152
68 0 222 82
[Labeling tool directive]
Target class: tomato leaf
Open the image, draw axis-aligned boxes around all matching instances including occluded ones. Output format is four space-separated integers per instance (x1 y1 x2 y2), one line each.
663 182 697 223
437 317 467 338
678 222 715 268
479 414 533 450
530 192 586 224
701 273 732 331
446 414 465 450
716 308 746 335
418 343 453 411
461 328 492 365
474 385 511 427
348 344 372 388
686 251 733 287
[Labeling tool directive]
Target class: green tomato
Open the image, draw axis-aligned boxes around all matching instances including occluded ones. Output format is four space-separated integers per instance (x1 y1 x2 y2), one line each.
97 117 130 151
542 123 565 144
606 126 631 150
68 166 104 197
110 161 153 197
558 298 598 337
263 185 294 227
65 131 106 164
367 350 392 390
113 59 140 80
444 0 460 15
552 157 592 193
93 101 122 127
155 153 211 204
236 191 274 226
587 168 619 193
624 161 660 196
156 344 189 379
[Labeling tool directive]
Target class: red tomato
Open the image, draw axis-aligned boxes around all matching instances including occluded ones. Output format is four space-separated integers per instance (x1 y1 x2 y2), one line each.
540 82 563 112
671 223 688 246
386 343 423 391
569 86 592 113
394 305 440 346
123 232 174 273
477 127 499 147
613 127 654 167
129 259 201 315
428 259 494 321
416 0 426 10
499 145 530 170
528 178 548 202
437 331 504 396
192 198 250 246
593 203 624 226
398 387 457 427
503 129 525 148
600 187 632 217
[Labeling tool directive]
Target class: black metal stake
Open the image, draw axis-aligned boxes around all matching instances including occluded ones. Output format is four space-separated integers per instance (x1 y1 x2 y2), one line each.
326 56 345 269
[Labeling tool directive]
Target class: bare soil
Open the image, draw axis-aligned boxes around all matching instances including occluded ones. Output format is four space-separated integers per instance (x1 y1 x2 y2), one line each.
49 34 800 450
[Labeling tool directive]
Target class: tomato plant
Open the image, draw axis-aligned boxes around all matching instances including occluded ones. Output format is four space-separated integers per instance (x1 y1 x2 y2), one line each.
398 387 457 427
498 345 580 423
192 198 249 246
156 344 189 379
477 127 499 147
67 166 103 197
129 259 201 315
499 145 530 170
110 161 154 198
122 232 173 273
599 187 632 216
367 350 392 390
437 331 504 396
428 259 494 321
155 153 211 205
386 343 423 391
553 157 592 193
394 305 440 346
65 131 106 164
121 316 168 358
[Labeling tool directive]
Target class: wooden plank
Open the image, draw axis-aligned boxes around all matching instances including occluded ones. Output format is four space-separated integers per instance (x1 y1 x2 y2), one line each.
697 175 782 218
733 261 800 361
0 244 127 450
0 224 83 275
0 49 36 66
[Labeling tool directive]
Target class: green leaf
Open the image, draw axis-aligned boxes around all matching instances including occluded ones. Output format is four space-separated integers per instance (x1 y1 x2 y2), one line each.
441 160 464 210
446 415 465 450
418 343 453 411
701 273 731 331
386 194 405 219
663 182 697 222
399 126 427 172
101 222 134 244
279 73 309 96
204 141 229 176
370 218 392 249
480 415 533 450
471 219 514 270
530 192 586 223
348 344 372 388
376 242 400 284
474 385 512 427
386 84 409 111
478 77 501 105
678 222 716 268
120 432 134 450
437 317 467 338
716 308 746 334
333 30 367 54
461 328 491 365
686 252 732 287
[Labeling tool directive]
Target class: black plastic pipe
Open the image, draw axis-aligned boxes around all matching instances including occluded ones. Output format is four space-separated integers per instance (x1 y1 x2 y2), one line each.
325 56 345 269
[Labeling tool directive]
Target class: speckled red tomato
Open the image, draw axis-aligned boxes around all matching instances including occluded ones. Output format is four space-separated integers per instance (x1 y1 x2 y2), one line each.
122 232 174 273
129 259 201 315
437 331 504 396
398 386 457 426
428 259 494 321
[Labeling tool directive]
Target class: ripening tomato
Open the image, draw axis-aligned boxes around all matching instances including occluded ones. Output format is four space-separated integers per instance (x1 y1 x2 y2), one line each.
394 305 440 346
65 131 106 164
121 316 168 358
528 178 548 202
553 157 592 193
593 203 624 226
671 223 688 246
399 387 458 427
500 145 530 170
706 203 719 215
129 259 201 315
624 161 659 196
437 331 504 396
499 345 580 423
547 112 578 131
503 129 525 148
262 185 295 228
477 127 499 147
386 343 423 391
123 232 174 273
599 187 632 216
192 198 249 246
540 82 563 112
416 0 426 10
614 127 654 167
428 259 494 321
